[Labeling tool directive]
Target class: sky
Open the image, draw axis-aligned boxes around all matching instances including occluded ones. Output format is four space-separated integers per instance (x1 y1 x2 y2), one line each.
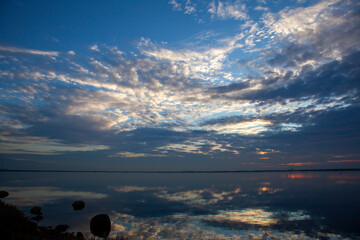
0 0 359 171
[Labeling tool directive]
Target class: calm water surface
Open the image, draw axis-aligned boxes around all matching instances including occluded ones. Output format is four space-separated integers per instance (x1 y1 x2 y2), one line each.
1 171 360 239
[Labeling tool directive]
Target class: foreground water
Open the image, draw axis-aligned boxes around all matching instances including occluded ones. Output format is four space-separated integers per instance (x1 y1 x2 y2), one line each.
1 171 360 239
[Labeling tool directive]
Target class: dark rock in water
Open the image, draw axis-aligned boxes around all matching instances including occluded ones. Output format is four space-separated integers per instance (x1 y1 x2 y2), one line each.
30 206 42 216
0 191 9 198
55 224 70 232
31 215 43 222
90 214 111 238
76 232 85 240
72 200 85 210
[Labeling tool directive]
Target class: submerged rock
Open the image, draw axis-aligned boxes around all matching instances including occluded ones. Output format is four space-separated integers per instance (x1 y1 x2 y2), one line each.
30 206 42 216
0 191 9 198
90 214 111 238
72 200 85 210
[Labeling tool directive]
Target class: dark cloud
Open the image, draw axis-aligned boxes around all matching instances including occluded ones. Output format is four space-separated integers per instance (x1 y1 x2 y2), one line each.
216 50 360 102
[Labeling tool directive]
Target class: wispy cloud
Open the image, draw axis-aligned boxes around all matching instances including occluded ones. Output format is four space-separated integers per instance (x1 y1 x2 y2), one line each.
110 152 166 158
0 45 59 56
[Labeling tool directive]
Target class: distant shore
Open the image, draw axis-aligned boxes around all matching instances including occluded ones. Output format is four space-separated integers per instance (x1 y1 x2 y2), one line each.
1 168 360 173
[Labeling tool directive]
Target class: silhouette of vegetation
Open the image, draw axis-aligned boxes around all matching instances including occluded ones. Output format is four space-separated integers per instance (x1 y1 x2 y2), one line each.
0 200 78 239
0 200 130 239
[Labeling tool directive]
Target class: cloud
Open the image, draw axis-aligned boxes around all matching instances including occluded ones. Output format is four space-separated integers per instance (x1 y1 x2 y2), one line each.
0 45 59 56
109 186 166 192
169 0 182 11
1 0 359 166
184 0 196 14
110 151 166 158
90 44 100 51
0 135 109 155
263 0 341 36
327 160 360 163
168 0 196 15
205 119 272 135
156 139 240 155
254 6 269 11
208 0 248 20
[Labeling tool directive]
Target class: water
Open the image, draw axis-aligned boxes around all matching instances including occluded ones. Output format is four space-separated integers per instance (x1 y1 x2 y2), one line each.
1 171 360 239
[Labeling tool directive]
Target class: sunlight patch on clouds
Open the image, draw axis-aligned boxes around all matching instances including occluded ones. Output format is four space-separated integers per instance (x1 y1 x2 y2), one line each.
256 148 280 155
263 0 341 36
207 119 272 135
156 139 240 155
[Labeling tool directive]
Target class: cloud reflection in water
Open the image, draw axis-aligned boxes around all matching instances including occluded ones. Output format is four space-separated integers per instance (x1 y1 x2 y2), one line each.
5 186 107 206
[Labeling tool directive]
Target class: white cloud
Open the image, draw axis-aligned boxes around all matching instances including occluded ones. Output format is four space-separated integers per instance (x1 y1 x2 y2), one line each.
208 0 248 20
90 44 100 51
169 0 181 11
206 119 272 135
263 0 341 36
184 0 196 14
254 6 269 11
168 0 196 15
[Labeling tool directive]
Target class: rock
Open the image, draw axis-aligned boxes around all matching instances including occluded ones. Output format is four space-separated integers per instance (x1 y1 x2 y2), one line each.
30 206 42 216
90 214 111 238
76 232 85 240
0 191 9 198
55 224 70 232
72 200 85 210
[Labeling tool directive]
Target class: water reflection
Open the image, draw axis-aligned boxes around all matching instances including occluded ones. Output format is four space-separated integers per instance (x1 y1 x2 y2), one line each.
1 171 360 239
155 187 242 206
285 173 320 179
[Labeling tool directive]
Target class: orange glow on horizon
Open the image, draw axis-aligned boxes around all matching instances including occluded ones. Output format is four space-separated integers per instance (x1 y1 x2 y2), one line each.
282 162 320 166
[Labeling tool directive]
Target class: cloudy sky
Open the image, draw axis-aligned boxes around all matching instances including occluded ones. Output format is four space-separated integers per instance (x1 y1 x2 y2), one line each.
0 0 359 170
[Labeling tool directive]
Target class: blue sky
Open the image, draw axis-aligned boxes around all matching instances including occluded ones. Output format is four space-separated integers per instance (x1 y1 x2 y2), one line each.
0 0 359 170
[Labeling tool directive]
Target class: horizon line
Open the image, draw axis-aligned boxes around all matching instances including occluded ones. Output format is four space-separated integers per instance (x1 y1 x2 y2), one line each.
1 168 360 173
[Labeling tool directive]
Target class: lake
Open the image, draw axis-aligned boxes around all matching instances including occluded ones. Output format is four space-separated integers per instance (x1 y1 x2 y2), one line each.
1 171 360 239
